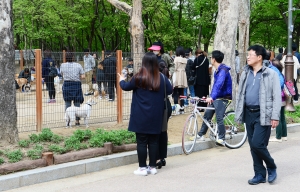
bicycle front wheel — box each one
[223,111,247,149]
[182,114,198,155]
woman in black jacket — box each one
[192,49,210,109]
[118,53,173,176]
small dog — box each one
[16,78,28,92]
[65,98,97,128]
[172,104,182,115]
[54,76,61,93]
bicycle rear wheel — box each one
[182,114,198,155]
[223,111,247,149]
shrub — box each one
[18,140,31,148]
[48,144,68,154]
[0,150,3,156]
[27,144,44,160]
[64,136,82,150]
[73,129,92,142]
[29,134,40,143]
[5,149,23,163]
[39,128,54,142]
[51,134,63,143]
[0,158,4,165]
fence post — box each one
[63,50,66,63]
[35,49,42,132]
[101,50,105,61]
[116,50,123,124]
[20,50,24,71]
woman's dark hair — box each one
[235,50,239,56]
[175,46,185,57]
[211,50,224,63]
[247,45,266,59]
[66,52,74,62]
[44,49,51,58]
[195,49,208,57]
[159,60,170,78]
[152,41,165,54]
[272,59,283,72]
[134,52,160,91]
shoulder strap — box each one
[161,73,167,109]
[195,57,207,69]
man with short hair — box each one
[193,50,232,146]
[18,67,31,92]
[275,47,283,60]
[235,45,281,185]
[83,48,95,96]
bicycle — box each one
[181,96,247,155]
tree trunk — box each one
[0,0,19,144]
[107,0,144,73]
[238,0,250,70]
[213,0,239,110]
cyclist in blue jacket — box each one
[193,50,232,146]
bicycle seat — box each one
[180,95,187,99]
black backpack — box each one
[49,66,58,77]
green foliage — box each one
[73,129,92,142]
[89,129,136,147]
[64,136,82,151]
[51,134,63,143]
[29,134,40,143]
[5,149,23,163]
[27,145,44,160]
[0,150,4,156]
[285,105,300,123]
[0,158,4,165]
[48,145,68,154]
[18,140,31,148]
[39,128,54,142]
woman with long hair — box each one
[192,49,210,110]
[118,52,173,176]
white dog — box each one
[54,76,61,93]
[65,98,97,128]
[172,104,182,115]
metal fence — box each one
[15,50,140,133]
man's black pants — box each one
[244,107,277,178]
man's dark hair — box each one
[272,59,283,72]
[211,50,224,63]
[24,68,29,73]
[66,52,74,62]
[265,49,271,60]
[278,47,283,53]
[247,45,266,60]
[185,49,190,57]
[84,48,89,53]
[175,46,185,57]
[235,50,239,56]
[105,50,111,57]
[292,43,298,52]
[128,58,133,62]
[44,49,51,58]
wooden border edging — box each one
[0,159,47,175]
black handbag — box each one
[162,74,168,132]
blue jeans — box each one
[184,85,195,105]
[198,99,228,140]
[65,101,81,121]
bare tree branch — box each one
[106,0,132,16]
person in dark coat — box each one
[192,49,210,110]
[96,62,108,99]
[102,51,117,101]
[118,52,173,176]
[42,50,56,103]
[156,60,172,169]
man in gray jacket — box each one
[235,45,281,185]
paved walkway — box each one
[8,131,300,192]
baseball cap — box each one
[148,45,161,51]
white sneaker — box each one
[216,139,225,146]
[147,166,157,175]
[190,134,205,141]
[282,137,287,141]
[293,100,298,103]
[133,167,148,176]
[269,137,282,143]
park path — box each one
[8,131,300,192]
